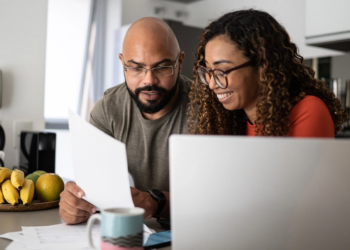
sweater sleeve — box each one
[288,96,334,138]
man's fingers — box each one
[61,189,96,214]
[130,187,137,195]
[65,181,85,198]
[59,208,89,225]
[59,199,91,217]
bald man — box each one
[59,17,192,224]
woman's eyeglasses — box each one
[195,61,253,89]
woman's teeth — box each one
[217,92,233,99]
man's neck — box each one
[142,85,180,120]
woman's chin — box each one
[222,102,238,111]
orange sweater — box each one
[246,96,334,138]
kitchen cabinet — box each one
[305,0,350,51]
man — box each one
[59,17,192,224]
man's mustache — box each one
[135,85,167,96]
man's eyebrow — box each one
[127,58,173,67]
[127,60,146,67]
[152,58,172,67]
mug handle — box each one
[87,214,101,250]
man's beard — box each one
[125,74,180,114]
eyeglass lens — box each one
[197,68,226,88]
[128,67,173,78]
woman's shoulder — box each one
[293,95,325,107]
[289,95,334,137]
[291,95,329,116]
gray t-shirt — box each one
[89,75,192,192]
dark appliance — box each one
[0,124,5,167]
[19,131,56,175]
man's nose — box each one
[143,69,159,84]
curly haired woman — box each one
[188,9,348,137]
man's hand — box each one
[131,187,158,219]
[59,181,97,225]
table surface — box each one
[0,207,170,250]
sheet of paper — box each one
[22,223,100,250]
[0,231,36,250]
[0,231,25,243]
[21,223,154,250]
[6,241,29,250]
[68,109,134,209]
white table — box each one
[0,207,170,249]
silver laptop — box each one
[169,135,350,250]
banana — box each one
[0,167,12,183]
[0,187,6,204]
[2,180,19,206]
[11,169,24,190]
[20,179,34,206]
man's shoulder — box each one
[178,74,192,98]
[91,82,129,120]
[179,74,192,89]
[103,82,128,99]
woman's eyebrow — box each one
[213,60,233,65]
[204,60,233,65]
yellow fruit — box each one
[35,173,64,202]
[0,187,5,204]
[2,180,19,206]
[0,167,11,183]
[11,169,24,190]
[20,179,35,206]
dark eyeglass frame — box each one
[195,60,253,89]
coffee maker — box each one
[19,131,56,175]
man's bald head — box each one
[123,17,180,59]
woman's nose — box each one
[208,75,218,90]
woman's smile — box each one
[216,91,233,102]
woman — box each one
[188,9,348,137]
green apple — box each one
[33,170,47,176]
[25,173,40,186]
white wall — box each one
[0,0,48,168]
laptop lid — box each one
[169,135,350,250]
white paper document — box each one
[22,223,100,250]
[68,110,134,209]
[1,224,154,250]
[0,223,154,250]
[0,231,30,250]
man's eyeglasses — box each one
[123,53,181,78]
[195,61,253,89]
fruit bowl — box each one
[0,199,59,212]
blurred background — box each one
[1,0,350,179]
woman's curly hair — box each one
[187,9,348,136]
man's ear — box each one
[119,53,123,64]
[178,51,185,74]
